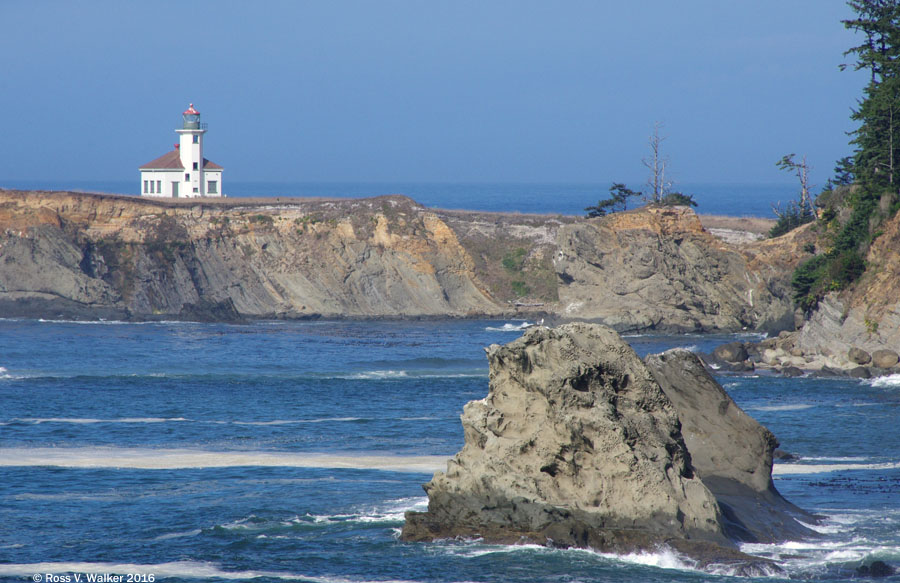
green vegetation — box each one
[770,154,815,237]
[588,124,698,218]
[585,183,640,217]
[502,248,528,272]
[788,1,900,311]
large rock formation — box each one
[554,206,795,333]
[403,323,811,567]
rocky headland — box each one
[0,189,799,331]
[402,323,814,573]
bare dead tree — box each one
[642,121,671,203]
[776,153,814,215]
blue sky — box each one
[0,1,864,187]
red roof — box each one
[139,150,223,170]
[139,150,183,170]
[183,103,199,115]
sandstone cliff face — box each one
[0,190,797,329]
[554,207,794,333]
[403,323,727,550]
[0,190,503,320]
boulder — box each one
[712,341,749,363]
[849,366,872,379]
[872,349,900,369]
[848,347,872,365]
[402,323,728,553]
[857,560,896,578]
[645,349,816,543]
[781,366,804,378]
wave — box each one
[0,561,423,582]
[9,417,189,424]
[773,460,900,475]
[0,447,448,472]
[335,369,485,380]
[748,404,815,412]
[866,373,900,388]
[484,322,533,332]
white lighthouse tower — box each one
[139,103,224,198]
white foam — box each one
[749,404,814,412]
[152,529,202,541]
[341,370,409,380]
[11,417,189,424]
[232,417,362,426]
[0,561,422,582]
[0,447,448,472]
[485,322,532,332]
[773,460,900,475]
[867,373,900,387]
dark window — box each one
[208,181,218,194]
[193,162,198,170]
[143,180,148,194]
[192,135,199,144]
[157,180,161,193]
[185,173,190,181]
[193,187,199,193]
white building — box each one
[139,104,224,198]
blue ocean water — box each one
[1,319,898,582]
[0,180,796,218]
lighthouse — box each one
[139,104,224,198]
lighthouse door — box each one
[172,182,180,198]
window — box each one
[208,181,218,194]
[143,180,148,194]
[193,187,199,193]
[149,180,155,194]
[192,135,199,144]
[193,162,198,170]
[157,180,162,194]
[185,173,190,181]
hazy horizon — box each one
[2,1,863,188]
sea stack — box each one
[402,323,811,567]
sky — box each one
[0,1,866,188]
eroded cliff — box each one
[0,189,797,329]
[0,190,502,320]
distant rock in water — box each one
[402,323,810,569]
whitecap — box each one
[0,447,448,472]
[484,322,532,332]
[867,373,900,388]
[10,417,189,425]
[152,529,202,541]
[749,404,815,412]
[340,370,409,380]
[0,561,423,582]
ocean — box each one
[1,319,898,582]
[0,180,798,218]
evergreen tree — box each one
[843,1,900,189]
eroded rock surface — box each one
[404,324,729,552]
[403,323,811,568]
[645,349,815,542]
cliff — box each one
[0,189,796,329]
[555,207,796,333]
[0,190,503,320]
[731,209,900,375]
[402,324,807,571]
